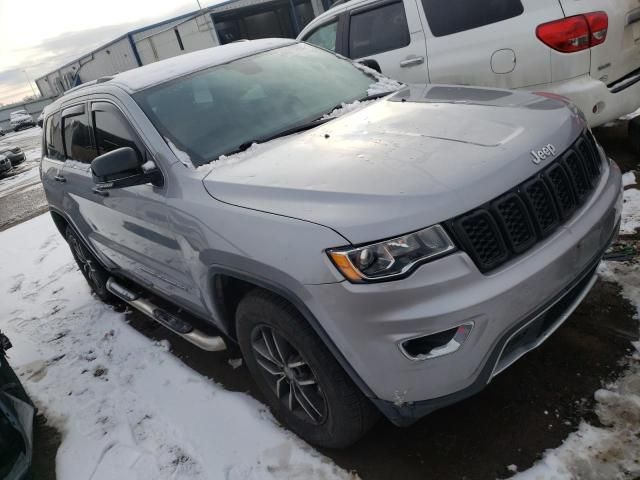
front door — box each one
[60,100,198,309]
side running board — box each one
[106,277,226,352]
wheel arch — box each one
[209,267,376,399]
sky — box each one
[0,0,209,105]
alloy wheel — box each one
[251,325,327,424]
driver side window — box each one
[303,20,338,52]
[92,102,142,159]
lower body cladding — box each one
[305,162,623,426]
[523,72,640,127]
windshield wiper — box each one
[232,117,333,154]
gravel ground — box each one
[0,121,638,480]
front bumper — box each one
[305,160,623,423]
[523,73,640,127]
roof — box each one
[109,38,295,92]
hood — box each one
[203,85,586,244]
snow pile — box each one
[623,171,636,187]
[0,215,355,480]
[166,139,193,169]
[511,184,640,480]
[353,62,404,97]
[621,184,640,235]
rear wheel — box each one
[236,289,379,448]
[65,227,115,304]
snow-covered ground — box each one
[0,215,353,480]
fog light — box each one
[400,323,474,361]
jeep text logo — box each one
[530,144,557,165]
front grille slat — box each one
[492,193,537,254]
[448,131,603,273]
[522,177,560,237]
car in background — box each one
[299,0,640,133]
[0,156,12,176]
[9,111,35,131]
[0,143,26,167]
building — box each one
[35,0,332,98]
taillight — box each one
[586,12,608,47]
[537,12,608,53]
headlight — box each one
[328,225,456,283]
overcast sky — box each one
[0,0,210,105]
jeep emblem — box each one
[531,144,557,165]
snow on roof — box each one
[110,38,295,92]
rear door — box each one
[345,0,429,84]
[41,112,66,209]
[559,0,640,86]
[418,0,565,89]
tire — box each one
[65,226,116,304]
[236,289,379,448]
[629,117,640,156]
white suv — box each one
[299,0,640,129]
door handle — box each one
[54,175,66,183]
[400,56,425,68]
[92,187,109,197]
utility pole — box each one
[195,0,203,9]
[22,69,37,98]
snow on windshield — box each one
[184,63,402,172]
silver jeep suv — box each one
[41,39,623,448]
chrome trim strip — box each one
[490,272,598,378]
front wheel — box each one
[66,226,116,304]
[236,290,379,448]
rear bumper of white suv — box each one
[524,73,640,127]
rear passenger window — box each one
[422,0,524,37]
[92,103,141,156]
[303,20,338,52]
[349,2,410,58]
[45,112,65,161]
[62,110,96,163]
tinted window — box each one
[45,112,65,161]
[93,104,141,156]
[63,111,96,163]
[422,0,524,37]
[304,20,338,52]
[134,43,378,167]
[349,2,410,58]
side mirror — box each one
[91,147,162,190]
[358,59,382,74]
[37,118,44,128]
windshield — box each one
[134,43,385,167]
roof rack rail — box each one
[64,79,98,95]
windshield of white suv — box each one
[134,43,387,168]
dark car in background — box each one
[0,143,26,167]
